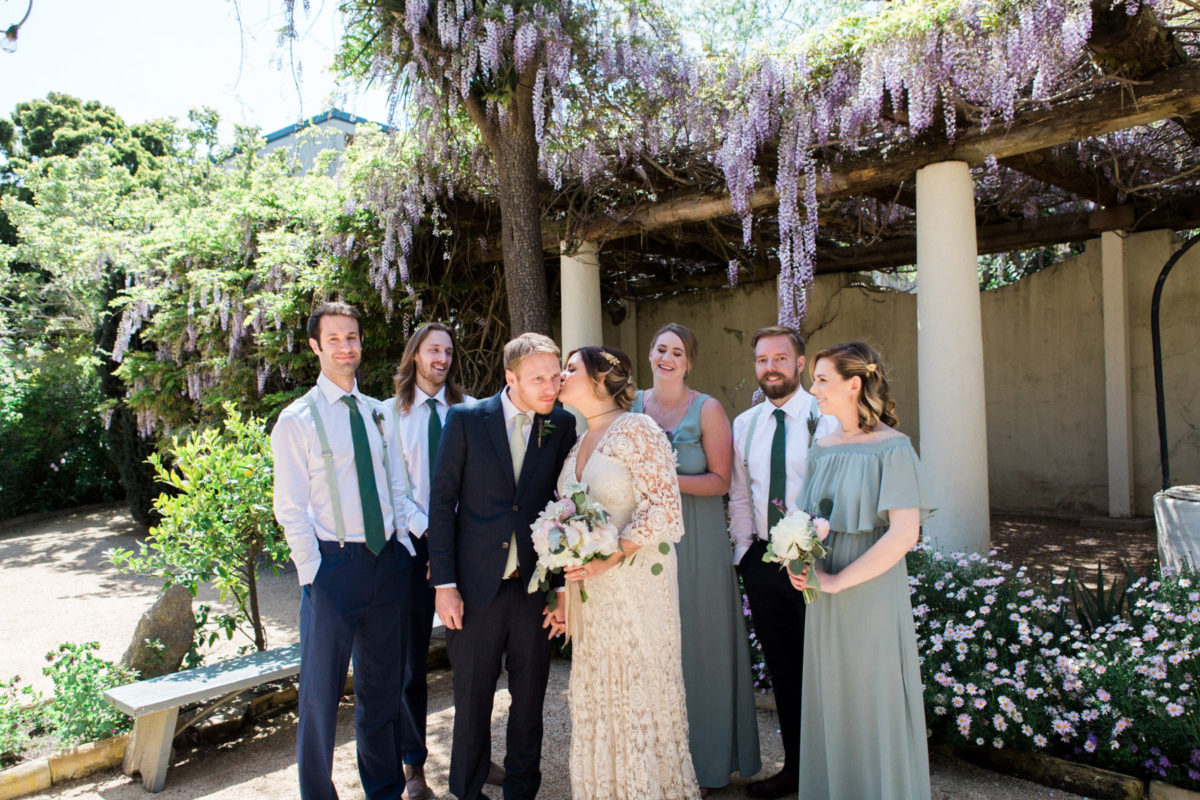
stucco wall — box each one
[606,229,1200,516]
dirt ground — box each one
[4,504,1127,799]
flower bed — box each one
[909,547,1199,790]
[742,547,1198,790]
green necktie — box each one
[426,397,442,485]
[341,395,386,555]
[767,408,787,532]
[504,413,528,579]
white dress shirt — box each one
[379,385,474,538]
[500,387,535,450]
[271,372,414,586]
[729,388,839,565]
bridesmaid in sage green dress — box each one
[793,341,931,800]
[634,323,761,794]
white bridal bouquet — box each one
[527,480,620,603]
[762,506,832,603]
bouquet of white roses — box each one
[762,506,831,603]
[527,480,620,603]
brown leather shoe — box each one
[745,768,798,799]
[486,759,505,787]
[404,763,433,800]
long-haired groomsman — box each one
[379,322,473,800]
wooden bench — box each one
[104,643,301,792]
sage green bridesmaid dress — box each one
[797,436,932,800]
[633,391,761,788]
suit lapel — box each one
[483,392,517,491]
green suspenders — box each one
[302,387,397,547]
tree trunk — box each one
[246,543,266,652]
[493,115,552,336]
[462,61,553,338]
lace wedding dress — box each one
[560,412,700,800]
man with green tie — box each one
[379,322,474,800]
[272,302,416,800]
[729,325,837,799]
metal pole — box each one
[1151,232,1200,491]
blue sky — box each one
[0,0,394,142]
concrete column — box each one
[560,240,602,356]
[1101,231,1134,517]
[916,161,991,554]
[617,299,639,385]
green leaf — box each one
[788,559,806,576]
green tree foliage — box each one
[109,404,290,653]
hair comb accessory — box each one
[601,351,621,368]
[865,363,877,375]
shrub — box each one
[0,348,119,520]
[0,677,39,765]
[908,547,1200,790]
[109,402,290,654]
[39,642,134,745]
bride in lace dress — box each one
[558,346,700,800]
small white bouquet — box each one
[762,506,831,603]
[527,480,620,603]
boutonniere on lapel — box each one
[806,411,819,445]
[537,417,556,448]
[371,408,386,436]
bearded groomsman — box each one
[378,322,473,800]
[729,325,837,799]
[272,302,416,800]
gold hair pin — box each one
[865,363,877,375]
[601,351,621,368]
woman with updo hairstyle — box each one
[556,345,700,800]
[790,341,932,800]
[633,323,760,794]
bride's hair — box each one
[809,341,898,432]
[568,346,637,410]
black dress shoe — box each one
[486,759,505,786]
[746,768,798,799]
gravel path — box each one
[6,506,1088,799]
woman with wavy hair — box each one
[557,345,700,800]
[792,341,932,800]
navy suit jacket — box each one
[427,390,577,612]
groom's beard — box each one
[759,370,800,400]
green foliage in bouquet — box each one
[109,403,289,654]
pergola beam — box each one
[558,63,1200,247]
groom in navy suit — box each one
[428,332,577,800]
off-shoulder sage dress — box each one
[560,412,700,800]
[797,436,931,800]
[632,390,761,787]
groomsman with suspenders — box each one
[271,302,416,800]
[378,322,474,800]
[729,325,837,799]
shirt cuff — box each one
[296,555,321,587]
[396,534,417,557]
[435,583,457,589]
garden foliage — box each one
[109,403,290,654]
[908,547,1199,789]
